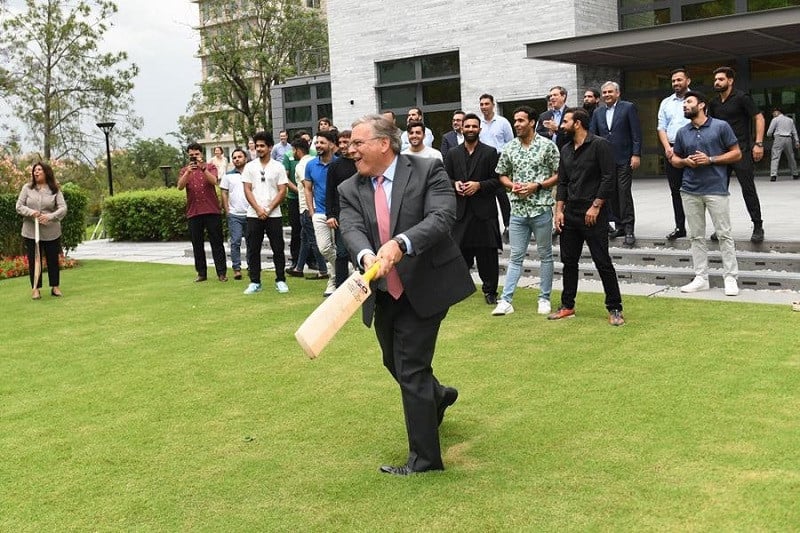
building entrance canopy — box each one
[525,7,800,69]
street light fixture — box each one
[159,165,172,187]
[96,121,116,196]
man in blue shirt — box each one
[671,91,742,297]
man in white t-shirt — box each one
[219,148,249,280]
[400,107,434,151]
[401,121,443,161]
[242,131,289,295]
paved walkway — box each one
[70,177,800,307]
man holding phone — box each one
[177,142,227,282]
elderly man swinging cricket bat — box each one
[335,114,475,476]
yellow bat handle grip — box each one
[362,262,381,283]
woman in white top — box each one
[210,146,228,173]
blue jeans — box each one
[501,212,553,303]
[227,213,247,271]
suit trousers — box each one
[188,213,226,278]
[461,246,498,297]
[246,216,285,284]
[726,149,762,224]
[770,136,798,177]
[374,290,449,472]
[665,158,686,232]
[611,163,635,233]
[559,204,622,312]
[25,236,61,288]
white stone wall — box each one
[327,0,600,127]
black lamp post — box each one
[159,165,172,187]
[96,122,116,196]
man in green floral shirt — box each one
[491,106,560,316]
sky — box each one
[3,0,201,148]
[106,1,200,143]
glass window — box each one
[379,85,417,109]
[316,82,331,99]
[378,60,416,84]
[422,79,460,106]
[621,8,670,29]
[286,106,312,124]
[284,85,311,103]
[421,53,460,78]
[681,0,735,21]
[317,104,333,120]
[748,0,800,10]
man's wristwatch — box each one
[754,141,764,147]
[391,236,407,254]
[709,156,716,165]
[591,202,602,209]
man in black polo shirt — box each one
[325,129,357,288]
[549,108,624,326]
[708,66,766,243]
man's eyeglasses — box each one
[348,137,380,149]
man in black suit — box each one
[338,114,476,476]
[536,85,571,151]
[439,110,465,159]
[444,112,502,304]
[589,81,642,246]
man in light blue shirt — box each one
[478,93,514,153]
[657,68,692,240]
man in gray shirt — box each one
[766,107,799,181]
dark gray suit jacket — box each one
[589,99,642,165]
[338,154,475,325]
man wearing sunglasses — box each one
[242,131,290,295]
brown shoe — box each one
[194,275,207,282]
[547,307,575,320]
[32,288,41,300]
[51,287,63,297]
[608,309,625,326]
[218,274,228,282]
[233,270,242,280]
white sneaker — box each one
[323,278,336,297]
[680,276,709,293]
[537,299,552,315]
[723,276,739,296]
[275,281,289,294]
[492,300,514,316]
[243,282,262,295]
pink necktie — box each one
[375,176,404,299]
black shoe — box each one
[437,387,459,426]
[608,228,625,239]
[770,175,777,182]
[286,269,304,278]
[793,174,799,180]
[709,232,718,242]
[666,228,686,240]
[379,464,416,476]
[624,234,636,246]
[194,275,208,282]
[484,293,497,305]
[751,225,764,243]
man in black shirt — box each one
[550,108,624,326]
[325,129,357,287]
[444,113,502,304]
[708,66,766,243]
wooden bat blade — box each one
[295,263,379,359]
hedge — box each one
[104,189,190,241]
[0,183,89,256]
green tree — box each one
[194,0,328,142]
[1,0,140,161]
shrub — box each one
[0,184,88,256]
[104,189,190,241]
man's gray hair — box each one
[352,114,401,154]
[601,80,620,92]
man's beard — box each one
[684,108,699,119]
[713,84,726,93]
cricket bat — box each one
[33,218,42,290]
[295,263,380,359]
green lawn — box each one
[2,261,799,531]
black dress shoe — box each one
[484,293,497,305]
[379,464,415,476]
[770,175,777,182]
[624,234,636,246]
[709,232,718,242]
[666,228,686,240]
[608,228,625,239]
[437,387,459,426]
[194,275,208,282]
